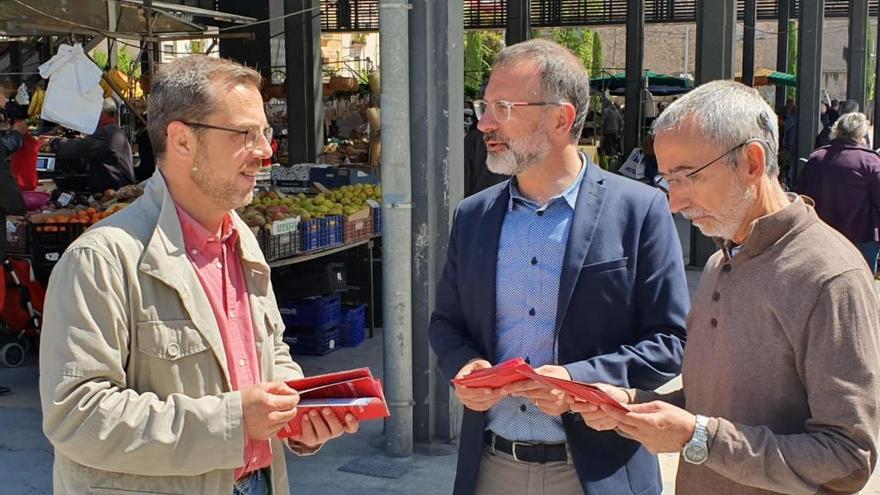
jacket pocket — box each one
[582,256,628,273]
[136,320,209,360]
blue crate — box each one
[278,295,341,331]
[340,304,366,347]
[284,326,339,356]
[372,207,382,235]
[324,216,343,246]
[300,219,322,251]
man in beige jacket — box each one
[572,80,880,494]
[39,56,357,495]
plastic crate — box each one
[343,214,373,243]
[340,304,366,347]
[27,223,85,263]
[300,219,323,252]
[274,262,346,298]
[262,228,302,261]
[372,207,382,235]
[284,326,339,356]
[278,294,342,331]
[324,216,343,247]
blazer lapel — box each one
[555,163,607,332]
[476,186,510,361]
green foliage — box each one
[117,49,141,79]
[464,31,503,98]
[548,28,593,71]
[591,31,604,78]
[867,24,876,103]
[188,40,204,54]
[91,49,109,69]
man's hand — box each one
[453,359,505,412]
[241,382,300,440]
[599,400,696,454]
[502,365,571,416]
[568,383,631,431]
[290,409,359,449]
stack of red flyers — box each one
[452,358,628,411]
[278,368,390,438]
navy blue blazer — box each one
[429,161,690,495]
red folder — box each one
[278,368,390,438]
[450,357,628,411]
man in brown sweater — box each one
[571,80,880,494]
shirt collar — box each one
[175,204,238,254]
[507,153,587,211]
[722,193,817,264]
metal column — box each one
[379,0,414,458]
[408,0,463,446]
[847,0,869,108]
[742,0,757,87]
[795,0,824,174]
[506,0,531,46]
[775,0,792,114]
[623,0,643,156]
[284,0,323,163]
[218,0,273,78]
[691,0,736,267]
[695,0,736,83]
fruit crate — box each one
[278,294,341,331]
[343,212,373,243]
[27,222,88,283]
[283,326,339,356]
[340,303,366,347]
[300,216,344,252]
[262,228,302,261]
[372,207,382,235]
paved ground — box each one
[2,216,880,493]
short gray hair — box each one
[101,98,118,117]
[147,55,262,162]
[831,112,869,142]
[652,80,780,177]
[492,39,590,142]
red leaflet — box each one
[278,368,390,438]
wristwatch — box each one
[681,414,710,465]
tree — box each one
[547,28,593,71]
[867,24,876,103]
[787,20,797,100]
[591,31,604,78]
[117,49,141,79]
[463,30,503,98]
[188,40,204,54]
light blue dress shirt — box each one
[486,159,585,443]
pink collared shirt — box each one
[175,205,272,480]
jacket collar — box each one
[723,194,818,265]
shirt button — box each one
[239,358,246,367]
[710,318,718,328]
[536,210,544,217]
[721,264,732,272]
[520,404,527,412]
[216,262,222,269]
[531,257,538,265]
[166,343,179,358]
[190,249,197,255]
[528,308,536,316]
[251,456,258,463]
[712,292,720,302]
[230,310,236,317]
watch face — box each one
[683,443,709,464]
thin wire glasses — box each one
[181,121,273,151]
[657,139,761,192]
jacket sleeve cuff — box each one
[704,417,722,466]
[226,391,247,468]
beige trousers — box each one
[473,447,584,495]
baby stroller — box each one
[0,257,45,367]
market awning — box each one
[590,71,693,92]
[0,0,256,37]
[735,67,797,87]
[591,71,694,96]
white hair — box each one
[831,112,869,142]
[652,80,779,177]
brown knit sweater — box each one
[669,197,880,494]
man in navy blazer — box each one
[429,40,689,495]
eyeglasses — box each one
[658,139,760,192]
[181,121,273,151]
[473,99,570,122]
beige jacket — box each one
[39,171,303,495]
